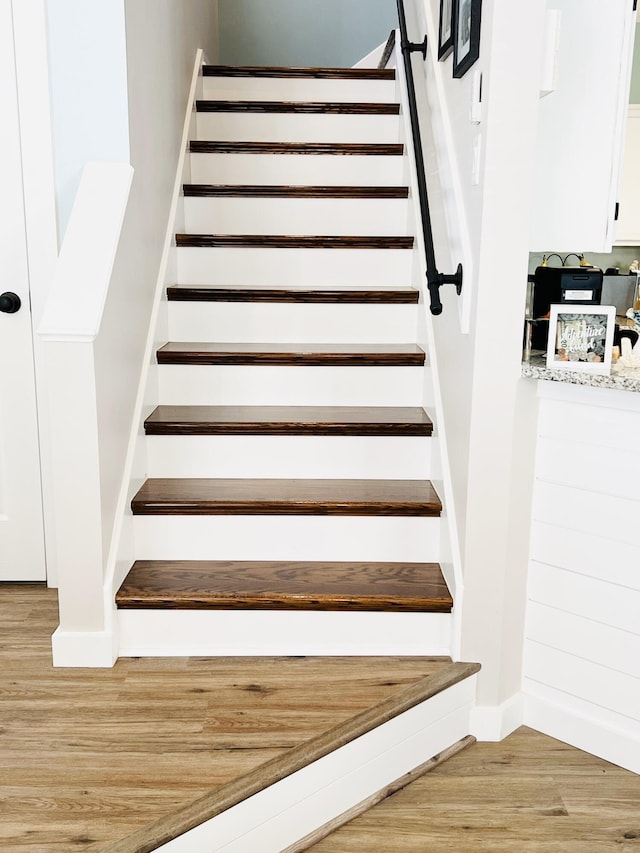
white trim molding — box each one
[470,693,524,742]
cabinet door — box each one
[530,0,636,253]
[615,106,640,245]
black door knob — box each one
[0,292,21,314]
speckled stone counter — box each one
[522,355,640,392]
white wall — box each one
[218,0,397,67]
[407,0,545,725]
[46,0,130,240]
[524,382,640,774]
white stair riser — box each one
[189,152,405,186]
[117,610,452,658]
[167,303,418,343]
[177,247,413,287]
[145,435,432,479]
[202,77,398,103]
[183,197,409,236]
[196,113,401,143]
[157,365,424,406]
[133,515,440,562]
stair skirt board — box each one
[102,670,478,853]
[167,303,418,344]
[176,247,413,287]
[117,610,452,657]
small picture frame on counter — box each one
[546,305,616,374]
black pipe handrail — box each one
[394,1,463,316]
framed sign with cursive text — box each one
[546,305,615,374]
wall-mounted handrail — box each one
[394,1,463,316]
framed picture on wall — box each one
[546,305,616,374]
[453,0,482,78]
[438,0,454,60]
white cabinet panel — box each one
[615,106,640,244]
[530,0,636,252]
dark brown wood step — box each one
[130,478,442,516]
[183,184,408,198]
[175,235,414,249]
[196,100,400,115]
[144,405,433,436]
[116,561,452,612]
[156,342,425,366]
[203,65,395,80]
[189,142,404,156]
[166,284,419,303]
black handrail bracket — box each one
[395,1,463,316]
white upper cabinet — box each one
[529,0,636,253]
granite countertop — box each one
[522,355,640,392]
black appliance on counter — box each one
[527,256,604,353]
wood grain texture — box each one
[144,405,433,436]
[115,561,453,612]
[203,66,396,80]
[156,342,425,366]
[166,285,419,303]
[195,100,400,114]
[174,234,414,249]
[379,30,397,70]
[100,662,479,853]
[130,478,442,517]
[309,726,640,852]
[183,184,409,198]
[0,584,452,853]
[189,142,404,156]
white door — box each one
[0,0,47,580]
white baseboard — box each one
[470,692,524,742]
[51,626,118,668]
[524,692,640,775]
[154,676,477,852]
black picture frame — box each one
[438,0,454,60]
[453,0,481,78]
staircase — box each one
[115,62,457,658]
[106,59,478,853]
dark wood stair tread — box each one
[203,66,395,80]
[131,478,442,516]
[183,184,408,198]
[116,560,452,612]
[144,405,433,436]
[156,342,425,366]
[166,284,419,303]
[175,235,414,249]
[196,100,400,115]
[189,142,404,156]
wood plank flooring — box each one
[0,584,449,853]
[308,726,640,852]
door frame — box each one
[10,0,60,584]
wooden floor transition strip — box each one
[115,560,453,612]
[285,736,476,853]
[203,66,396,80]
[130,478,442,517]
[156,342,425,366]
[189,142,404,156]
[99,662,479,853]
[144,405,433,435]
[183,184,408,198]
[165,284,419,303]
[196,100,400,115]
[175,234,414,249]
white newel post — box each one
[38,162,134,667]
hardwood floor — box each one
[0,584,446,852]
[309,726,640,852]
[3,584,638,852]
